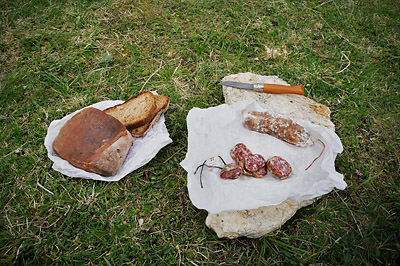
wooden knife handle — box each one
[263,84,304,95]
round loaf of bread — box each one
[52,107,133,176]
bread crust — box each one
[129,95,170,137]
[52,107,133,176]
[104,91,157,129]
[86,130,133,176]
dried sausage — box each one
[242,110,314,147]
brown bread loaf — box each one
[52,107,133,176]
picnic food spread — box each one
[51,92,170,176]
[48,71,345,224]
[179,73,347,237]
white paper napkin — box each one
[44,98,172,182]
[180,100,346,213]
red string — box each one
[305,139,325,170]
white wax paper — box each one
[180,100,346,214]
[45,98,172,182]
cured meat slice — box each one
[242,167,254,177]
[242,110,314,147]
[243,153,266,172]
[220,164,243,180]
[230,143,251,166]
[266,156,292,179]
[243,165,268,178]
[253,166,268,178]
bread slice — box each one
[104,91,156,129]
[129,95,170,137]
[52,107,133,176]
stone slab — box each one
[205,72,335,238]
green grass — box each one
[1,0,399,264]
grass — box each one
[1,0,399,264]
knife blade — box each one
[218,81,304,95]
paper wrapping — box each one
[44,98,172,182]
[180,100,346,214]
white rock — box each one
[222,72,335,130]
[206,72,335,238]
[206,199,315,239]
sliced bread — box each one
[129,95,170,137]
[104,91,156,129]
[52,107,133,176]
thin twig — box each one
[5,212,14,234]
[337,51,351,74]
[241,19,251,38]
[139,60,164,93]
[162,146,185,164]
[3,142,28,158]
[303,4,362,50]
[315,0,334,8]
[37,182,55,195]
[172,61,181,76]
[319,77,335,87]
[336,191,363,237]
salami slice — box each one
[220,164,243,180]
[253,166,268,178]
[243,165,268,178]
[230,143,251,166]
[266,156,292,179]
[243,153,266,172]
[242,167,254,177]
